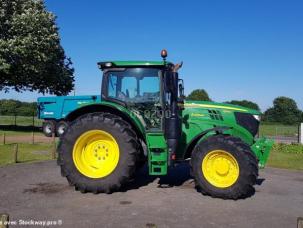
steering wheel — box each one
[117,91,127,100]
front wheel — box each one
[191,135,258,199]
[57,113,140,193]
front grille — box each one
[235,112,259,137]
[208,110,223,121]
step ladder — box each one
[146,132,168,175]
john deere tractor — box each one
[58,50,273,199]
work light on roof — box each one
[105,62,112,67]
[161,49,167,60]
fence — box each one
[0,114,42,127]
[0,139,57,166]
[0,114,57,167]
[259,124,299,144]
[0,114,50,144]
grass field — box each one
[0,115,43,136]
[267,144,303,170]
[0,115,42,126]
[0,130,44,136]
[268,152,303,170]
[0,143,55,167]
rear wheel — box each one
[58,112,139,193]
[191,135,258,199]
[42,120,56,137]
[56,120,69,137]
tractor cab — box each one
[98,51,184,174]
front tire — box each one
[191,135,258,199]
[57,112,140,193]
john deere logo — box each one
[191,113,205,117]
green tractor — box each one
[58,50,273,199]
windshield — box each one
[107,68,161,104]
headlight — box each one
[253,115,261,121]
[235,112,260,137]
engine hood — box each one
[184,100,261,115]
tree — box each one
[225,100,260,111]
[187,89,211,101]
[0,0,74,95]
[263,97,302,125]
[0,99,37,116]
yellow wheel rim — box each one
[72,130,119,178]
[202,150,239,188]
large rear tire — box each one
[57,112,140,193]
[191,135,258,199]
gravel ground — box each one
[0,161,302,228]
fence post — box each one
[14,114,17,128]
[2,133,5,145]
[32,112,35,127]
[299,123,303,144]
[32,131,34,144]
[13,144,18,163]
[52,133,56,159]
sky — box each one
[1,0,302,111]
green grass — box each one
[0,130,44,136]
[0,115,43,136]
[0,143,55,167]
[0,115,42,126]
[0,130,45,136]
[267,143,303,170]
[259,123,298,137]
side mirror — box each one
[178,79,185,98]
[164,71,177,94]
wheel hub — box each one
[73,130,119,178]
[202,150,239,188]
[214,158,230,175]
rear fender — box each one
[65,102,146,141]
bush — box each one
[0,99,36,116]
[272,143,303,154]
[263,97,302,125]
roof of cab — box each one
[97,61,172,70]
